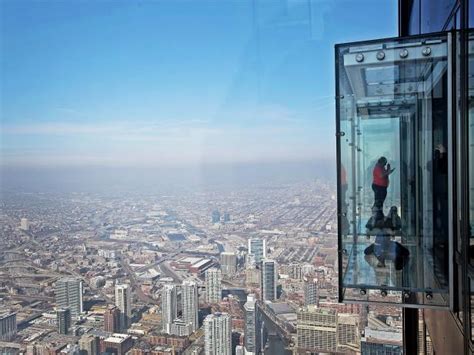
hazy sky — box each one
[1,0,397,168]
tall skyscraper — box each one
[115,284,132,331]
[211,210,221,223]
[223,212,231,222]
[297,306,337,353]
[204,312,232,355]
[56,308,71,335]
[243,294,256,354]
[205,268,222,304]
[260,259,277,301]
[161,284,177,334]
[248,238,266,265]
[104,305,120,333]
[55,277,83,319]
[181,281,199,333]
[79,334,98,355]
[220,252,237,276]
[303,276,318,306]
[0,312,16,341]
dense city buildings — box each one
[204,312,232,355]
[0,177,345,353]
[55,277,83,319]
[205,268,222,304]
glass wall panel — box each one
[469,30,474,266]
[468,28,474,352]
[421,0,457,33]
[409,0,421,35]
[336,33,451,307]
[470,0,474,29]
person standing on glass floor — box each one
[372,156,395,210]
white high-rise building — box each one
[205,268,222,304]
[55,277,83,319]
[182,281,199,333]
[303,277,319,306]
[204,312,232,355]
[115,284,132,331]
[243,294,256,355]
[260,259,277,301]
[20,218,29,231]
[248,238,266,265]
[220,252,237,276]
[161,284,177,334]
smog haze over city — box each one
[0,1,401,354]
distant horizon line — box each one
[0,156,336,170]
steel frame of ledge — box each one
[335,30,458,310]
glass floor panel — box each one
[342,241,448,294]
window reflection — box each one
[409,0,421,35]
[421,0,457,33]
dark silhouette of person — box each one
[340,164,350,236]
[385,206,402,231]
[431,143,449,284]
[372,157,395,210]
[365,206,383,231]
[365,206,409,269]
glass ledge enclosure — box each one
[336,32,453,308]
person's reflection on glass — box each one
[364,209,387,266]
[386,206,402,232]
[365,206,382,231]
[372,157,395,210]
[364,206,409,269]
[431,143,449,281]
[340,164,350,236]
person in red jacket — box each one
[372,156,395,210]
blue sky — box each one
[1,0,397,168]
